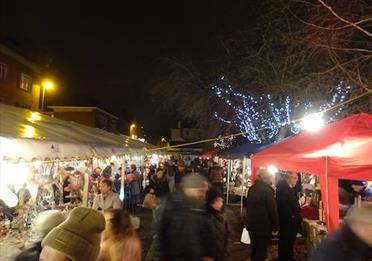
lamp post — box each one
[41,80,54,111]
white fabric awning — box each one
[0,103,157,161]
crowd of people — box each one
[8,158,372,261]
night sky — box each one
[0,0,259,140]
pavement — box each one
[135,203,309,261]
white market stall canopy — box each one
[0,103,157,161]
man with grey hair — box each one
[310,202,372,260]
[276,172,301,261]
[246,168,278,261]
[153,173,211,261]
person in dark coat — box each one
[246,168,279,261]
[150,168,169,199]
[276,172,301,261]
[310,202,372,261]
[153,174,211,261]
[204,189,229,261]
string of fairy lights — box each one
[212,76,352,143]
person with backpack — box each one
[209,161,225,195]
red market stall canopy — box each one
[200,149,219,159]
[251,113,372,231]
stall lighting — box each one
[301,113,324,132]
[267,165,278,175]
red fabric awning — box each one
[251,113,372,231]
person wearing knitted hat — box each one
[40,207,105,261]
[14,210,66,261]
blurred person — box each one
[40,207,105,261]
[310,202,372,261]
[204,189,229,261]
[276,172,301,261]
[93,179,122,211]
[246,168,278,261]
[14,210,66,261]
[98,209,141,261]
[352,181,372,201]
[150,168,169,199]
[128,164,142,214]
[209,161,225,195]
[164,159,177,192]
[153,173,211,261]
[102,162,115,179]
[175,160,186,190]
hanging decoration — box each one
[212,77,351,143]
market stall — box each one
[217,142,268,212]
[0,103,159,241]
[251,113,372,232]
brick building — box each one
[0,43,44,111]
[49,106,119,133]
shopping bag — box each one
[240,228,251,245]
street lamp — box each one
[130,123,137,139]
[41,79,55,111]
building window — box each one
[0,62,7,81]
[19,73,33,92]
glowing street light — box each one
[301,112,324,132]
[130,123,137,139]
[41,79,55,111]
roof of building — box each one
[48,106,119,119]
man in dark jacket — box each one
[310,202,372,261]
[276,172,301,261]
[153,174,211,261]
[246,168,279,261]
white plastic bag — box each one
[240,228,251,245]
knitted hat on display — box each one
[42,207,105,261]
[33,210,66,238]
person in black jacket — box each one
[153,173,211,261]
[204,189,229,261]
[310,202,372,261]
[246,168,279,261]
[276,172,301,261]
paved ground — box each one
[135,203,309,261]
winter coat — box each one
[209,166,225,183]
[153,191,211,261]
[129,171,142,195]
[310,224,372,261]
[245,180,279,236]
[276,180,301,232]
[204,205,229,261]
[150,175,169,198]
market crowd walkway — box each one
[136,205,308,261]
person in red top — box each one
[209,161,225,195]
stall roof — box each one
[0,103,157,161]
[217,142,270,159]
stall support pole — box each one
[226,160,231,205]
[120,160,125,209]
[82,172,89,207]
